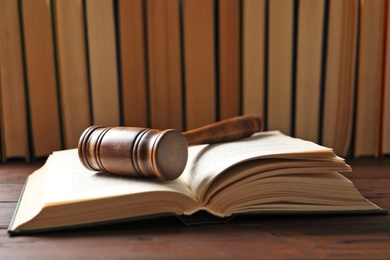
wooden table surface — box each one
[1,157,390,259]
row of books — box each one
[0,0,389,162]
[261,0,390,158]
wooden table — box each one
[1,157,390,259]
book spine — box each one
[146,0,184,131]
[117,0,149,128]
[267,0,295,135]
[242,0,266,120]
[53,0,92,149]
[354,0,385,157]
[183,0,217,130]
[21,0,62,158]
[85,0,120,126]
[294,0,326,143]
[0,0,30,160]
[217,0,241,120]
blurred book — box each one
[53,0,92,149]
[183,0,216,130]
[0,0,29,161]
[322,0,359,157]
[85,0,120,126]
[146,0,184,130]
[354,0,385,157]
[21,0,62,158]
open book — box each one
[8,131,386,234]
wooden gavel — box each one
[78,115,262,180]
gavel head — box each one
[78,126,188,180]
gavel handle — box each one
[182,115,263,146]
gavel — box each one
[78,115,262,180]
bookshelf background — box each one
[0,0,389,162]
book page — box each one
[11,149,200,232]
[201,158,350,204]
[9,161,48,230]
[182,131,336,200]
[44,149,196,205]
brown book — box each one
[85,0,120,126]
[20,0,62,158]
[0,98,2,162]
[382,0,390,155]
[354,0,385,157]
[183,0,216,130]
[8,131,386,234]
[218,0,241,120]
[146,0,183,131]
[117,0,148,128]
[294,0,325,143]
[0,0,29,161]
[267,0,294,135]
[242,0,266,119]
[322,0,359,157]
[52,0,92,149]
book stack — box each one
[1,0,390,162]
